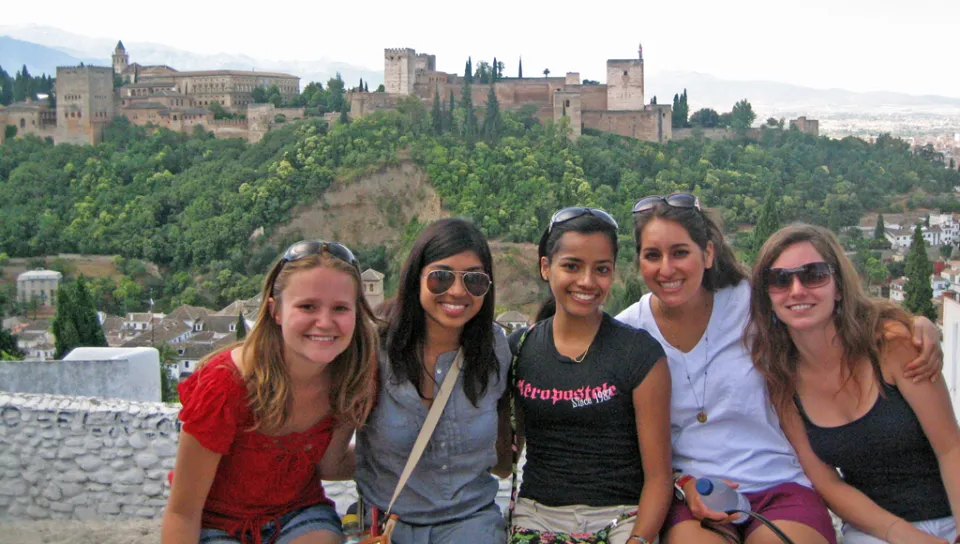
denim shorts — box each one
[199,503,343,543]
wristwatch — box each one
[674,473,695,501]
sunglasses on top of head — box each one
[548,207,619,233]
[279,240,360,270]
[632,193,701,215]
[764,262,835,292]
[423,269,492,298]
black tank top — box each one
[796,382,949,521]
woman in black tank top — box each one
[747,225,960,544]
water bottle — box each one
[695,478,751,524]
[342,501,363,543]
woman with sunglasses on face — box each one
[748,224,960,544]
[507,207,672,544]
[354,218,512,544]
[162,241,378,544]
[616,195,943,544]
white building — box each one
[889,278,906,302]
[885,228,914,250]
[933,275,950,299]
[16,269,63,307]
[942,296,960,416]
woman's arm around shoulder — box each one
[883,322,960,527]
[628,357,672,543]
[317,425,357,481]
[161,432,223,544]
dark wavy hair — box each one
[382,218,499,406]
[535,213,620,322]
[633,201,746,291]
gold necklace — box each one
[572,344,590,363]
[657,295,713,423]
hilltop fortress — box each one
[0,41,304,145]
[352,45,673,142]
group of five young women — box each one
[162,193,957,544]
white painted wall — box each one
[1,347,161,402]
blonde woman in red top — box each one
[162,241,379,544]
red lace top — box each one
[175,350,336,544]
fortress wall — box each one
[582,109,665,143]
[578,85,608,111]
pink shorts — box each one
[663,482,836,544]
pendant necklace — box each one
[682,335,710,424]
[659,296,712,424]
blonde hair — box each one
[196,252,378,432]
[747,224,912,413]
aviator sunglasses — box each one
[280,240,360,270]
[632,193,701,214]
[548,207,619,232]
[424,269,492,297]
[764,262,835,292]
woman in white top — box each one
[616,193,942,544]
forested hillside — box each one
[1,103,957,314]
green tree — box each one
[543,68,550,77]
[689,108,720,128]
[941,245,954,260]
[874,213,886,240]
[482,83,501,142]
[251,86,267,103]
[431,88,443,135]
[903,224,936,320]
[474,61,492,84]
[751,186,781,257]
[52,276,107,359]
[0,327,24,360]
[339,101,349,124]
[518,57,523,78]
[0,66,13,105]
[447,90,455,133]
[460,72,477,141]
[235,312,247,341]
[671,89,689,128]
[730,99,756,131]
[465,57,473,83]
[156,343,180,402]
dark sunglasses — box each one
[764,262,835,292]
[424,269,492,297]
[632,193,701,214]
[281,240,360,270]
[548,207,619,233]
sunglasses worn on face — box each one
[765,262,835,292]
[424,269,492,297]
[549,207,619,233]
[632,193,701,214]
[281,240,360,270]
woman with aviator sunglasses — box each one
[616,195,943,544]
[506,206,672,544]
[163,240,379,544]
[354,218,513,544]
[748,224,960,544]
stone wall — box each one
[582,106,670,143]
[672,127,733,141]
[0,392,515,522]
[605,59,644,111]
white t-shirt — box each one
[616,280,809,493]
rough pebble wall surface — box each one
[0,393,517,522]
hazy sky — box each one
[4,0,958,96]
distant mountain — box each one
[0,25,382,88]
[0,36,100,76]
[647,71,960,118]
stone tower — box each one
[606,45,644,111]
[112,41,129,75]
[384,48,416,95]
[55,66,116,145]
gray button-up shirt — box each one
[355,326,512,525]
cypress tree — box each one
[466,57,473,83]
[752,186,780,256]
[359,78,364,91]
[874,213,886,240]
[431,87,443,135]
[461,74,476,141]
[492,57,498,83]
[447,90,455,133]
[339,102,349,124]
[235,313,247,341]
[52,276,106,359]
[903,224,936,320]
[518,57,523,79]
[483,83,501,142]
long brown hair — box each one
[747,224,912,412]
[196,252,378,432]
